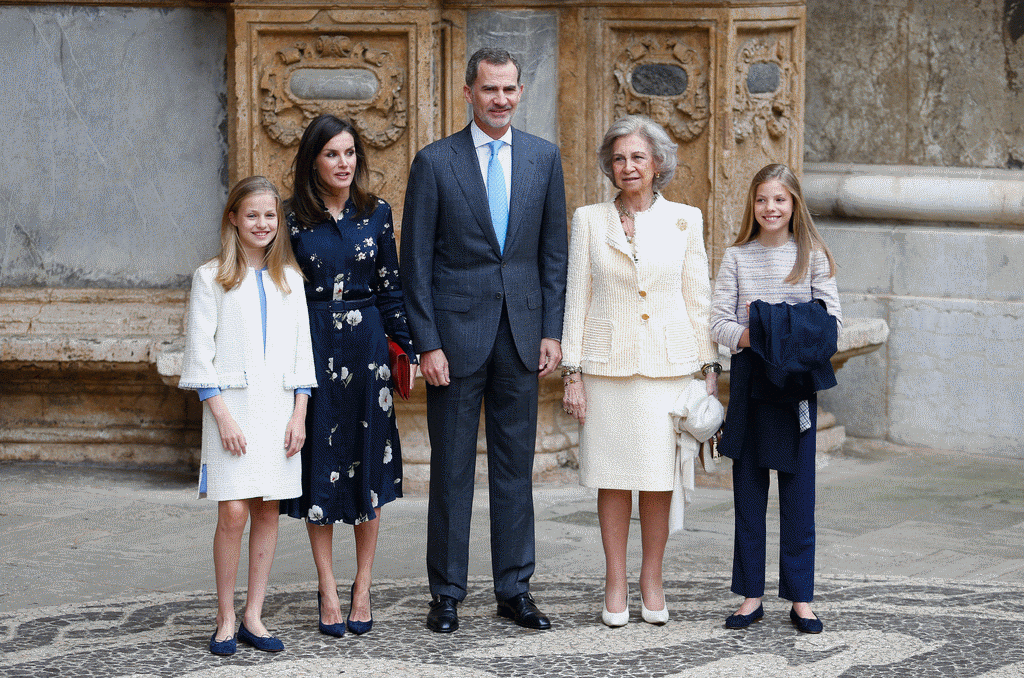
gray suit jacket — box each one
[400,125,568,378]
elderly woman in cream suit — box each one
[561,115,719,627]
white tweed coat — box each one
[561,198,718,377]
[179,261,317,501]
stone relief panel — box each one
[612,35,710,143]
[605,27,712,212]
[733,36,796,153]
[237,17,421,225]
[260,34,407,151]
[717,28,802,254]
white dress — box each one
[179,262,317,502]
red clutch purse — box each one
[388,338,411,400]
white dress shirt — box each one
[470,121,512,214]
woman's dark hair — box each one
[290,114,376,228]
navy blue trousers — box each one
[731,406,816,602]
[425,307,538,602]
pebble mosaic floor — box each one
[3,574,1022,677]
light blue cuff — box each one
[197,387,221,401]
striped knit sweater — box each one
[710,238,842,352]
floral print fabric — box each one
[280,199,415,525]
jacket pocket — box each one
[526,290,542,310]
[582,317,614,363]
[664,321,697,364]
[432,293,473,312]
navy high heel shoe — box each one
[346,583,373,635]
[318,591,346,637]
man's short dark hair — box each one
[465,47,521,87]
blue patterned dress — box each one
[280,198,416,525]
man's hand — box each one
[420,349,450,386]
[538,338,562,378]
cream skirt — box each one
[577,374,692,491]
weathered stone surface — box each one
[805,0,1024,169]
[0,5,228,288]
[467,9,559,144]
[817,219,1024,455]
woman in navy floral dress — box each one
[280,115,416,637]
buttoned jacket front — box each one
[561,198,717,377]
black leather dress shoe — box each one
[426,595,459,633]
[497,592,551,630]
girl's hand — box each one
[217,415,247,456]
[562,377,587,425]
[206,395,246,455]
[285,392,310,457]
[705,370,719,397]
[736,301,752,348]
[284,415,305,457]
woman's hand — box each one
[562,376,587,425]
[408,363,418,393]
[705,370,719,398]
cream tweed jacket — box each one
[561,198,717,377]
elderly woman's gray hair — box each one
[598,115,678,192]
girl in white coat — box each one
[179,176,317,655]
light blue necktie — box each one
[486,140,508,253]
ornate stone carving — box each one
[733,37,795,149]
[613,36,710,142]
[260,35,407,149]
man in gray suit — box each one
[400,47,568,633]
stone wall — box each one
[805,0,1023,169]
[0,4,228,288]
[804,1,1024,457]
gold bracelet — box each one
[563,377,580,385]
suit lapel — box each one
[449,126,502,256]
[507,129,536,254]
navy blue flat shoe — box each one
[346,583,373,635]
[237,622,284,652]
[790,607,823,634]
[318,591,346,637]
[725,603,764,629]
[208,631,236,655]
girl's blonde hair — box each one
[732,163,836,283]
[215,176,302,293]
